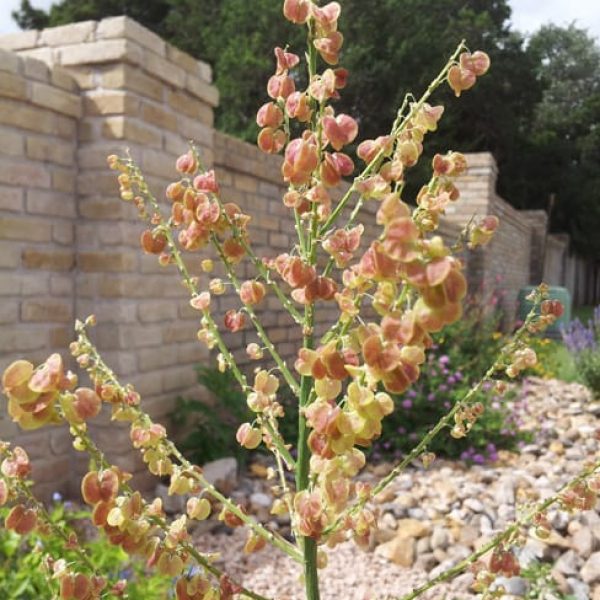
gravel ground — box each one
[190,378,600,600]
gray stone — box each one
[496,477,516,504]
[567,578,590,600]
[494,576,528,596]
[154,483,187,514]
[415,536,431,554]
[463,498,485,513]
[430,527,450,550]
[572,527,594,559]
[581,552,600,584]
[554,550,579,575]
[202,457,238,493]
[249,492,272,509]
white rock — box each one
[202,457,238,492]
[430,527,450,550]
[581,552,600,584]
[554,550,580,575]
[572,527,594,559]
[463,498,485,513]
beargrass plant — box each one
[1,2,599,599]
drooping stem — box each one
[67,423,275,600]
[73,322,302,563]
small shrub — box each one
[0,500,170,599]
[172,365,300,463]
[171,366,250,464]
[375,346,528,463]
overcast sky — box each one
[0,0,599,40]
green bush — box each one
[171,366,250,464]
[171,365,300,464]
[0,500,170,599]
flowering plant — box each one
[1,2,598,600]
[562,306,600,395]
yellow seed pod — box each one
[201,259,214,273]
[187,497,211,521]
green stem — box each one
[211,234,301,397]
[293,19,322,600]
[318,40,466,238]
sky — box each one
[0,0,599,39]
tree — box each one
[520,25,600,256]
[13,0,171,37]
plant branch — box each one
[397,458,600,600]
[318,40,466,238]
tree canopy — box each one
[12,0,600,257]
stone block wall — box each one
[0,47,80,498]
[0,18,595,498]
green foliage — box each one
[575,350,600,397]
[521,561,575,599]
[171,365,251,464]
[0,502,170,599]
[171,365,300,463]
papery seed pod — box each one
[243,532,267,554]
[541,299,564,318]
[175,151,197,175]
[283,0,310,24]
[5,504,37,534]
[140,230,168,255]
[236,423,262,449]
[239,280,266,306]
[246,343,263,360]
[187,497,211,520]
[224,310,246,333]
[201,259,214,273]
[219,506,245,528]
[190,292,211,311]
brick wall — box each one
[0,18,593,498]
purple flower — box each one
[439,384,448,393]
[439,355,450,365]
[427,392,436,402]
[472,453,485,464]
[407,389,417,399]
[447,376,456,385]
[402,399,413,409]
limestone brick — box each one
[0,30,39,51]
[96,16,167,56]
[40,21,96,47]
[0,71,28,100]
[26,136,74,166]
[58,39,144,67]
[101,64,163,101]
